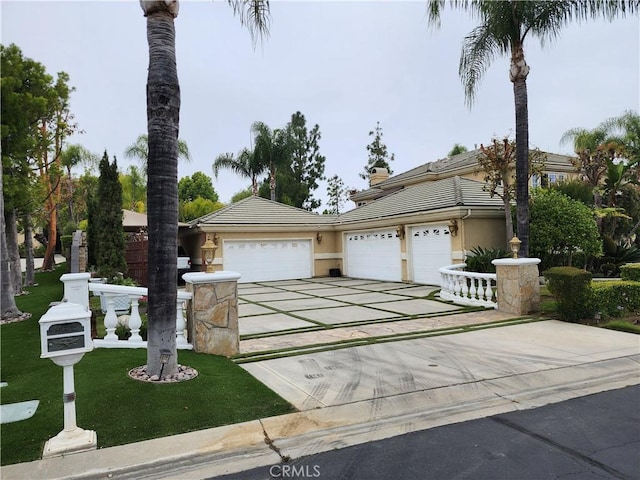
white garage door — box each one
[345,229,402,281]
[223,240,312,283]
[409,224,452,285]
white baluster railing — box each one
[439,263,497,308]
[88,283,193,349]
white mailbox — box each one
[39,301,93,360]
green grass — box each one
[601,320,640,334]
[0,265,295,466]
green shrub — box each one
[60,235,73,251]
[543,267,594,322]
[601,320,640,334]
[620,263,640,282]
[465,246,510,274]
[591,281,640,319]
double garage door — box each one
[345,224,451,285]
[223,240,312,283]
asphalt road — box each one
[215,385,640,480]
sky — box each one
[2,1,639,211]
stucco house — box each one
[180,149,575,285]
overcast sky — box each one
[2,1,639,210]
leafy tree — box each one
[124,133,191,170]
[60,144,99,225]
[448,143,468,156]
[285,111,326,210]
[550,179,594,206]
[0,165,23,319]
[427,0,637,257]
[178,171,219,203]
[139,0,270,378]
[179,197,224,222]
[120,165,147,212]
[530,189,602,267]
[94,151,126,279]
[252,121,292,202]
[230,187,253,203]
[213,147,265,196]
[361,121,394,180]
[478,137,545,244]
[325,174,347,215]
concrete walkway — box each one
[3,279,639,480]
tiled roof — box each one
[336,176,504,224]
[192,196,336,226]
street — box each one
[217,385,640,480]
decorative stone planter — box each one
[492,258,541,315]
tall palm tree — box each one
[427,0,637,257]
[124,133,191,169]
[213,147,265,196]
[251,121,291,202]
[140,0,269,378]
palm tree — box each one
[427,0,637,257]
[139,0,269,378]
[124,133,191,169]
[251,121,292,202]
[213,147,265,196]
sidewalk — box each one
[3,319,638,480]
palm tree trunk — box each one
[0,167,22,319]
[143,2,180,378]
[23,213,35,286]
[511,45,530,258]
[269,164,276,202]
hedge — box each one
[620,263,640,282]
[543,267,594,322]
[591,281,640,319]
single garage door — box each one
[345,229,402,281]
[223,240,312,283]
[409,224,452,285]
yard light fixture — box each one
[158,349,172,380]
[509,236,522,259]
[201,234,218,273]
[448,219,459,237]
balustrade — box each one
[439,263,497,308]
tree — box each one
[0,165,24,320]
[478,137,545,245]
[529,189,602,267]
[213,147,265,196]
[178,171,219,203]
[230,187,253,203]
[179,197,224,222]
[361,121,394,180]
[448,143,468,156]
[120,165,147,212]
[325,174,347,215]
[427,0,637,257]
[140,0,270,378]
[124,133,191,169]
[285,111,326,210]
[60,144,99,226]
[252,121,292,202]
[94,151,126,279]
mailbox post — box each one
[39,300,97,458]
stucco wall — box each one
[462,217,507,253]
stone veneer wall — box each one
[492,258,541,315]
[183,272,240,357]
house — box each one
[180,149,576,285]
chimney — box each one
[369,167,390,187]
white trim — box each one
[492,258,541,266]
[313,253,343,260]
[182,272,242,284]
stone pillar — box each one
[492,258,541,315]
[60,273,91,309]
[183,271,241,357]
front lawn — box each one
[0,265,295,466]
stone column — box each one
[183,271,241,357]
[491,258,541,315]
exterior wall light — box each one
[448,219,459,237]
[201,234,218,273]
[316,232,323,244]
[509,236,522,259]
[396,225,405,240]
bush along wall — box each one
[591,281,640,320]
[620,263,640,282]
[544,266,594,322]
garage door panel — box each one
[410,225,452,285]
[224,240,312,283]
[345,230,401,282]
